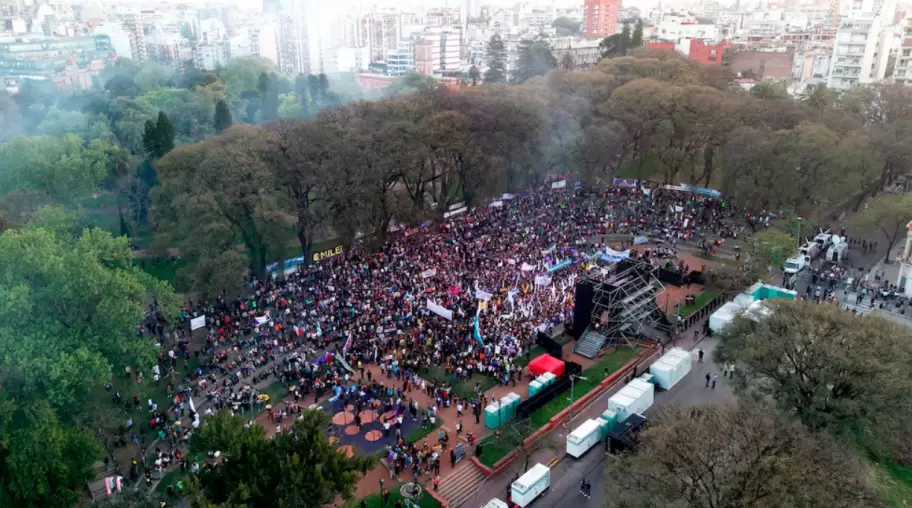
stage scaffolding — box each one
[579,259,671,355]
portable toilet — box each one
[640,372,655,384]
[506,392,521,414]
[484,403,501,429]
[600,409,617,437]
[529,379,543,398]
[540,372,556,386]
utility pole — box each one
[567,374,587,425]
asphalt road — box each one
[543,337,734,508]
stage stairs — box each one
[574,329,607,359]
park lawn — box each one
[346,485,442,508]
[678,286,722,318]
[528,346,640,427]
[866,453,912,507]
[405,416,444,445]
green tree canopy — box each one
[716,300,912,448]
[190,410,374,507]
[0,134,111,204]
[484,34,508,84]
[603,402,880,508]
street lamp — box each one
[566,374,587,425]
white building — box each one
[386,41,414,75]
[827,0,896,90]
[195,43,228,70]
[413,26,461,76]
[326,46,370,73]
[93,21,133,60]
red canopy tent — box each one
[528,354,565,377]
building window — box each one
[710,49,717,55]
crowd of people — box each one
[114,182,740,499]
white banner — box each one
[426,299,453,321]
[551,180,567,190]
[501,193,516,200]
[490,200,504,208]
[521,262,536,272]
[444,207,467,219]
[674,205,684,213]
[475,289,494,301]
[254,311,271,326]
[534,275,552,286]
[633,235,649,245]
[421,269,437,279]
[190,315,206,331]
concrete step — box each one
[438,461,486,508]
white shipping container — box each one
[566,418,606,458]
[649,347,692,390]
[607,378,655,422]
[511,463,551,507]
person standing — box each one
[698,349,704,363]
[711,373,718,389]
[705,372,710,388]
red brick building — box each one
[646,41,676,51]
[688,39,731,65]
[354,74,461,93]
[582,0,620,37]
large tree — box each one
[190,410,373,507]
[512,38,557,84]
[848,192,912,261]
[0,134,111,204]
[154,124,285,289]
[484,34,508,84]
[0,223,178,507]
[214,98,233,133]
[716,300,912,447]
[603,402,880,508]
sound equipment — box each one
[536,332,562,359]
[571,281,594,338]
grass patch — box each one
[513,346,547,369]
[420,365,499,400]
[404,416,443,445]
[863,452,912,507]
[345,485,442,508]
[154,468,189,495]
[676,286,722,319]
[529,346,640,427]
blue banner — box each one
[547,259,573,274]
[473,315,484,345]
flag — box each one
[473,315,484,345]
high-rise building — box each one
[413,26,461,76]
[582,0,619,37]
[827,0,896,90]
[386,41,414,75]
[0,35,114,91]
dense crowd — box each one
[122,183,739,492]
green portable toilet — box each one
[506,392,521,417]
[484,403,501,429]
[640,372,655,384]
[529,380,543,398]
[600,410,617,438]
[498,396,515,420]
